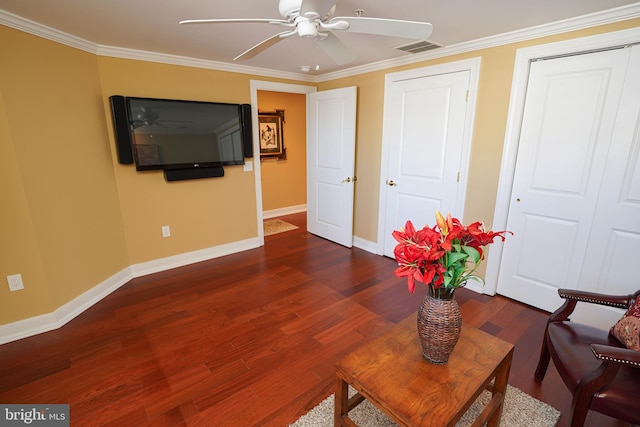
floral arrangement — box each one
[392,212,511,298]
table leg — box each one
[487,348,513,427]
[334,375,350,427]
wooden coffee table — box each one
[334,314,514,427]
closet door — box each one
[573,45,640,324]
[497,46,639,324]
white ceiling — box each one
[1,0,639,78]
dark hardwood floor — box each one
[0,213,630,426]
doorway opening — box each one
[250,81,316,245]
[257,90,307,221]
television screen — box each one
[124,97,246,171]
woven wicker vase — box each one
[416,288,462,364]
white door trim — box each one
[376,57,482,255]
[250,81,317,246]
[484,27,640,296]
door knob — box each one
[342,177,352,183]
[386,180,396,186]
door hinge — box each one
[457,171,460,182]
[465,90,469,102]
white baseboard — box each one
[0,268,133,345]
[129,237,260,277]
[262,204,307,219]
[464,277,488,295]
[0,237,261,345]
[352,236,378,254]
[55,268,133,327]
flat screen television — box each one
[119,96,248,171]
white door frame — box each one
[250,80,317,246]
[376,57,482,255]
[484,27,640,296]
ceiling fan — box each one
[179,0,433,65]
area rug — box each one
[264,219,299,236]
[289,385,560,427]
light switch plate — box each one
[7,274,24,291]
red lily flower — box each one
[392,212,511,295]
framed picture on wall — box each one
[258,110,286,159]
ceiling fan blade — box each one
[300,0,336,20]
[315,32,355,65]
[179,18,288,25]
[234,31,291,61]
[330,17,433,40]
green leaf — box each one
[465,274,485,285]
[447,252,468,267]
[462,245,481,264]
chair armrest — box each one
[575,344,638,407]
[557,289,633,309]
[549,289,637,323]
[592,344,640,368]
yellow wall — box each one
[0,27,129,321]
[98,57,264,264]
[0,26,302,326]
[258,91,307,212]
[1,18,639,327]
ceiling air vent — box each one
[395,40,442,54]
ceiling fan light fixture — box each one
[297,20,318,38]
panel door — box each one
[382,71,471,257]
[497,47,637,321]
[306,87,357,247]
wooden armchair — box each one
[534,288,640,427]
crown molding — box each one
[317,3,640,81]
[2,3,640,83]
[0,8,315,82]
[95,45,317,82]
[0,9,97,54]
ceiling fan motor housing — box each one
[279,0,336,21]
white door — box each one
[497,46,640,323]
[306,87,357,247]
[381,70,472,257]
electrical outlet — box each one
[7,274,24,292]
[162,225,171,238]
